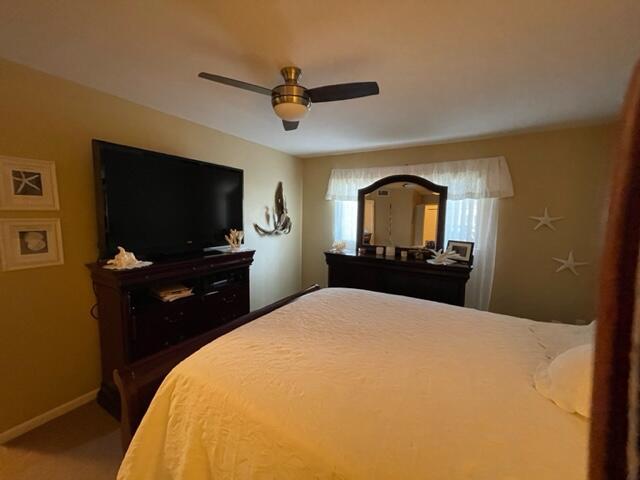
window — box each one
[443,198,498,310]
[332,200,358,250]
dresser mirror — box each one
[356,175,448,251]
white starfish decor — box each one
[12,171,42,194]
[529,207,563,231]
[552,251,589,275]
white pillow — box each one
[534,343,594,418]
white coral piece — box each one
[331,241,347,253]
[428,247,460,264]
[225,229,244,250]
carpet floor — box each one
[0,401,121,479]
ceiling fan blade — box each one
[307,82,379,103]
[282,120,299,131]
[198,72,272,96]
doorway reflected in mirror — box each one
[362,182,440,248]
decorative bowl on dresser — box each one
[87,249,254,418]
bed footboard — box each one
[113,284,321,452]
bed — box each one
[117,288,591,479]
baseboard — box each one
[0,388,99,444]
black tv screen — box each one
[93,140,243,260]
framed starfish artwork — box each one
[0,218,64,271]
[0,155,60,210]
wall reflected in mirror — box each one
[362,181,440,248]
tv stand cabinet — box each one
[87,249,255,418]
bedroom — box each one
[0,1,639,479]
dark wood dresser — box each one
[87,249,254,417]
[325,251,471,306]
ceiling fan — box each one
[198,66,379,131]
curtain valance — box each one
[325,156,514,201]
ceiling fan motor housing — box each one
[271,70,311,121]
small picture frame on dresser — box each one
[0,156,60,210]
[447,240,474,264]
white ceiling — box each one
[1,1,639,156]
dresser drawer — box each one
[201,285,249,326]
[131,296,200,359]
[325,252,471,307]
[126,267,250,361]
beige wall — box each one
[302,124,615,324]
[0,58,302,433]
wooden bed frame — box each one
[113,284,320,451]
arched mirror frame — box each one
[356,174,448,251]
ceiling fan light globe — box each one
[273,102,310,122]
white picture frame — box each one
[0,156,60,210]
[0,218,64,271]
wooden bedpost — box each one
[590,60,640,480]
[113,368,137,452]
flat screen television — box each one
[93,140,243,260]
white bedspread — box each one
[118,288,590,480]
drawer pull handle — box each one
[203,290,220,297]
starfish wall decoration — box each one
[552,250,589,275]
[529,207,564,231]
[12,170,42,195]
